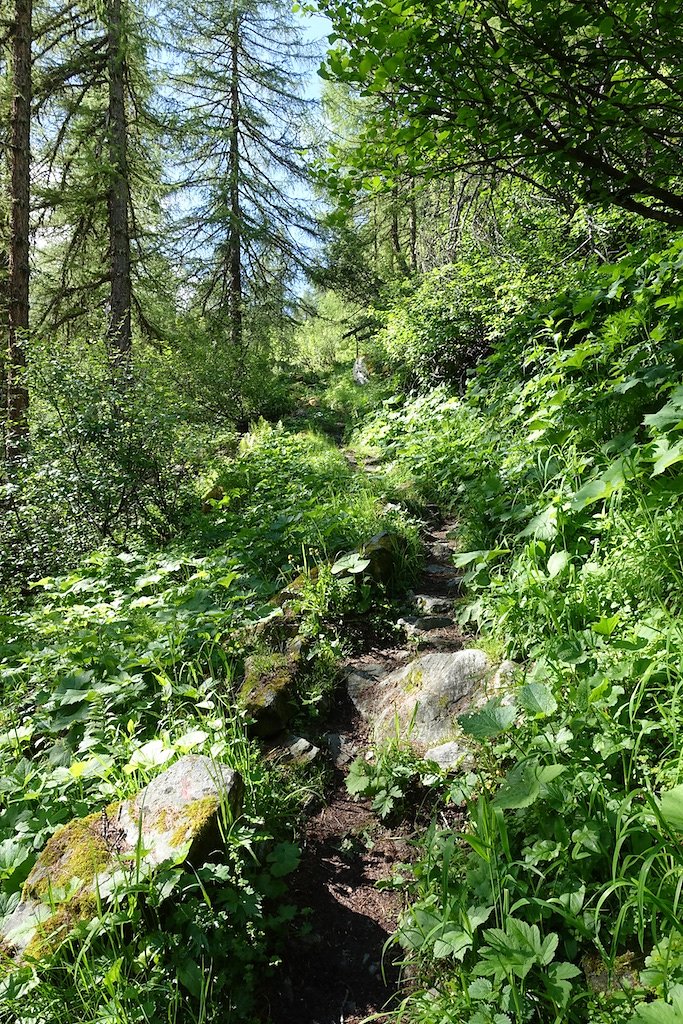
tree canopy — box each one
[318,0,683,226]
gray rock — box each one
[346,650,491,751]
[323,732,356,768]
[424,563,459,579]
[269,734,320,765]
[412,594,452,615]
[428,542,455,561]
[413,615,454,631]
[397,615,454,636]
[446,576,465,595]
[424,740,473,770]
[362,532,406,585]
[1,756,241,959]
[353,355,370,385]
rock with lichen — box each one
[0,755,242,961]
[346,650,493,751]
[239,652,299,738]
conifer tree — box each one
[2,0,31,458]
[33,0,163,365]
[169,0,316,355]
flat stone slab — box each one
[346,650,492,751]
[1,755,242,959]
[424,563,459,578]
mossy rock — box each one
[361,532,406,586]
[273,568,319,608]
[239,652,300,738]
[0,755,242,963]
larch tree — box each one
[32,0,163,367]
[169,0,318,358]
[2,0,31,460]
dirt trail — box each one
[267,485,464,1023]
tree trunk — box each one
[390,184,408,274]
[106,0,132,364]
[409,188,418,272]
[6,0,31,462]
[228,2,243,354]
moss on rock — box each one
[239,652,299,738]
[170,796,220,847]
[23,813,111,903]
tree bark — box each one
[6,0,31,462]
[228,2,243,354]
[106,0,132,364]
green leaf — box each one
[591,613,621,636]
[453,548,509,568]
[569,458,628,511]
[331,552,371,576]
[493,762,565,810]
[432,929,472,960]
[267,842,300,878]
[346,759,371,796]
[518,683,558,717]
[547,551,570,578]
[652,437,683,476]
[631,1002,683,1023]
[459,699,517,739]
[516,504,558,540]
[644,387,683,431]
[177,959,203,998]
[659,784,683,832]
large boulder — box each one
[346,650,493,753]
[0,755,241,961]
[239,652,299,738]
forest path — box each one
[268,442,464,1024]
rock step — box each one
[411,594,453,615]
[397,615,455,635]
[427,541,455,562]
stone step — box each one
[424,562,459,579]
[397,614,455,634]
[412,594,453,615]
[427,541,455,561]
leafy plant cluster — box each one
[349,236,683,1021]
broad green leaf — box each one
[659,784,683,832]
[432,929,471,960]
[547,551,570,578]
[267,841,300,878]
[569,458,628,511]
[493,762,565,810]
[518,682,558,717]
[493,763,541,810]
[346,759,371,795]
[651,437,683,476]
[591,613,621,636]
[468,978,493,1000]
[516,504,558,540]
[459,699,517,739]
[452,548,509,568]
[631,1002,683,1023]
[331,552,371,576]
[644,387,683,431]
